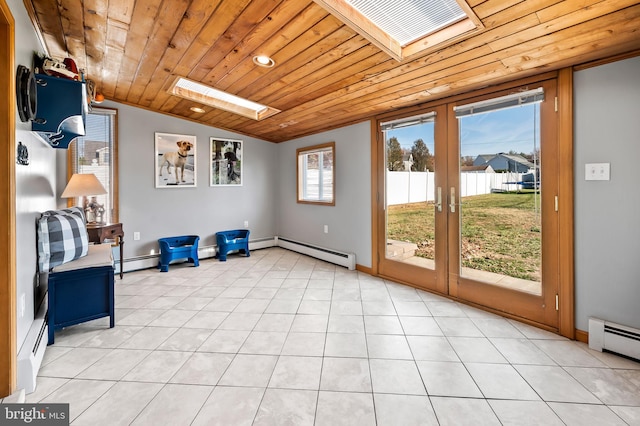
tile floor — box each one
[25,248,640,425]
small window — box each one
[297,142,335,205]
[68,107,118,222]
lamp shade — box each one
[61,173,107,198]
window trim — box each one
[67,107,119,222]
[296,142,336,206]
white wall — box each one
[9,0,58,351]
[100,101,279,262]
[276,122,372,268]
[574,56,640,331]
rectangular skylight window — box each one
[346,0,467,46]
[168,77,280,121]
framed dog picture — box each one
[210,137,243,186]
[155,132,197,188]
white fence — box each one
[386,171,526,205]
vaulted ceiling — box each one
[25,0,640,142]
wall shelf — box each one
[31,74,87,149]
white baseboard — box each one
[17,300,48,394]
[122,238,277,273]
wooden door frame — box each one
[557,67,574,339]
[0,0,17,398]
[371,70,574,338]
[447,78,559,329]
[373,104,448,295]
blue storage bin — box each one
[158,235,200,272]
[216,229,250,261]
[48,265,114,345]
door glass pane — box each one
[384,119,436,269]
[458,103,542,295]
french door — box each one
[376,78,560,329]
[378,105,448,295]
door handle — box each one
[450,187,456,213]
[436,187,442,212]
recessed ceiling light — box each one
[253,55,275,68]
[169,76,280,121]
[190,106,205,113]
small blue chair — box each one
[216,229,250,261]
[158,235,200,272]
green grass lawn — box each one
[387,192,541,281]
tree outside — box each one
[460,156,474,166]
[387,136,404,171]
[410,139,433,171]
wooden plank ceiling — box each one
[26,0,640,142]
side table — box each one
[86,222,124,279]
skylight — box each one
[313,0,481,61]
[168,77,280,121]
[346,0,467,46]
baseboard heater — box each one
[276,236,356,270]
[121,237,355,272]
[589,317,640,361]
[17,300,48,394]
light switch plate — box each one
[585,163,610,181]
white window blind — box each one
[454,88,544,118]
[381,112,436,131]
[347,0,466,46]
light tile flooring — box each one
[27,248,640,425]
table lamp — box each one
[61,173,107,224]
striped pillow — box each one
[37,207,89,272]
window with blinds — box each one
[297,142,335,205]
[346,0,467,46]
[69,107,118,223]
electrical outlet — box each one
[324,225,329,234]
[244,221,249,228]
[133,232,140,240]
[20,294,25,317]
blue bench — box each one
[216,229,250,261]
[158,235,200,272]
[37,207,115,345]
[47,245,115,345]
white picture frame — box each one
[210,137,243,186]
[155,132,197,188]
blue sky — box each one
[387,104,540,159]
